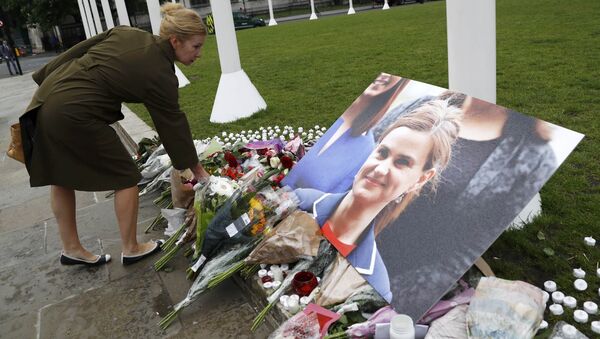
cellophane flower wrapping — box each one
[244,210,323,265]
[315,253,369,307]
[345,305,397,338]
[268,311,320,339]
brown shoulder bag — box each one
[6,123,25,164]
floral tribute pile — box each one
[136,125,397,338]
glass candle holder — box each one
[292,271,318,297]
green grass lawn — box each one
[129,0,600,335]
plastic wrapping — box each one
[466,277,545,339]
[245,211,323,264]
[315,253,368,307]
[161,207,187,236]
[425,304,468,339]
[268,310,320,339]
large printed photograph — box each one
[285,73,583,319]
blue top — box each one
[295,188,392,303]
[282,117,376,193]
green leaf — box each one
[537,231,546,241]
[338,314,348,325]
[543,247,555,256]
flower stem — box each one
[251,299,276,332]
[207,260,246,289]
[153,244,181,271]
[159,308,181,330]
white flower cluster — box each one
[540,236,600,335]
[199,125,328,148]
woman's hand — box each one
[191,162,210,182]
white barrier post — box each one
[146,0,191,88]
[89,0,104,33]
[348,0,356,15]
[100,0,115,29]
[268,0,278,26]
[77,0,92,38]
[114,0,131,26]
[446,0,541,227]
[309,0,318,20]
[82,0,97,36]
[208,0,267,123]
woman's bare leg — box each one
[51,185,97,261]
[114,186,156,256]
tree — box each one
[3,0,79,31]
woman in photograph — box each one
[19,3,209,266]
[282,73,409,193]
[294,100,461,302]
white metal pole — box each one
[100,0,115,29]
[114,0,131,26]
[348,0,356,15]
[446,0,495,103]
[383,0,390,10]
[82,0,97,36]
[77,0,92,38]
[446,0,541,226]
[267,0,277,26]
[208,0,266,123]
[89,0,104,33]
[146,0,190,88]
[309,0,318,20]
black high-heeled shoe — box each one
[60,252,111,266]
[121,240,164,265]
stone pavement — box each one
[0,74,273,338]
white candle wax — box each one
[544,280,557,292]
[573,268,586,278]
[563,296,577,308]
[574,279,588,291]
[591,321,600,334]
[549,304,564,315]
[539,320,548,330]
[584,236,596,246]
[263,281,273,289]
[574,309,589,323]
[584,301,598,314]
[258,269,267,278]
[552,291,565,304]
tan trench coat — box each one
[20,26,198,191]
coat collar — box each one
[156,36,176,64]
[312,192,378,275]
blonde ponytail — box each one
[160,3,206,40]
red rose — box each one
[280,155,294,169]
[224,151,238,168]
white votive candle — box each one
[573,268,586,278]
[549,304,564,315]
[260,263,267,269]
[279,295,289,308]
[267,270,274,278]
[563,296,577,308]
[574,279,588,291]
[300,296,310,305]
[539,320,548,330]
[280,264,289,271]
[544,280,557,292]
[574,309,589,323]
[583,301,598,314]
[584,236,596,246]
[542,291,550,304]
[258,269,267,278]
[591,321,600,334]
[552,291,565,304]
[263,281,273,289]
[596,268,600,278]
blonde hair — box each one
[374,99,462,234]
[160,3,206,40]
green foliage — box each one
[129,1,600,335]
[3,0,78,31]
